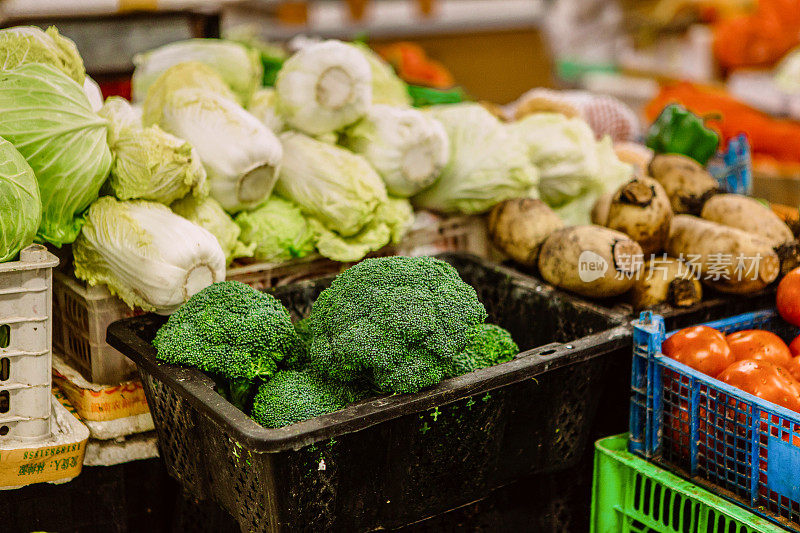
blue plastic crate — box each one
[708,134,752,195]
[629,309,800,531]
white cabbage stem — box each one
[276,40,372,136]
[342,104,449,198]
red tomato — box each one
[789,334,800,358]
[726,330,792,368]
[662,326,734,377]
[777,268,800,327]
[785,356,800,382]
[717,359,800,412]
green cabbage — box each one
[132,39,262,105]
[141,62,237,127]
[276,131,387,237]
[100,97,207,205]
[510,112,633,225]
[172,195,254,264]
[412,104,539,215]
[0,63,112,246]
[0,137,41,263]
[73,197,226,314]
[352,42,411,107]
[234,196,315,262]
[0,26,85,84]
[311,197,413,262]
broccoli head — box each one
[306,256,488,393]
[153,281,304,381]
[251,370,368,428]
[450,324,518,377]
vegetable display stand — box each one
[0,245,59,444]
[107,253,631,532]
[226,213,489,291]
[629,309,800,531]
[591,434,781,533]
[52,271,138,385]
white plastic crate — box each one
[52,272,137,385]
[0,245,58,444]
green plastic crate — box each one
[591,435,783,533]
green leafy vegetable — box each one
[100,97,207,205]
[73,197,226,313]
[0,26,85,84]
[247,88,284,133]
[276,131,387,237]
[234,195,315,262]
[306,256,487,393]
[343,104,449,197]
[510,112,632,226]
[276,40,372,135]
[0,137,40,262]
[0,63,112,246]
[352,42,411,107]
[310,196,413,262]
[141,62,237,127]
[172,195,254,265]
[148,87,283,213]
[132,39,262,105]
[412,103,539,215]
[153,280,304,380]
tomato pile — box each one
[661,267,800,411]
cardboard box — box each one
[0,395,89,489]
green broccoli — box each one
[216,378,260,412]
[153,281,304,382]
[251,370,368,428]
[305,256,487,394]
[450,324,518,377]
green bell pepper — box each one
[645,104,720,166]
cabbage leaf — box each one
[151,87,283,213]
[235,195,315,262]
[343,104,449,197]
[132,39,262,105]
[73,197,226,314]
[412,104,539,215]
[0,26,85,84]
[0,137,41,262]
[100,97,207,205]
[276,131,386,237]
[0,63,112,246]
[510,112,633,225]
[172,195,254,264]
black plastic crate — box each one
[107,253,630,532]
[505,263,777,331]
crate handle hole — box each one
[0,358,8,381]
[0,390,8,414]
[0,425,7,436]
[0,324,8,348]
[538,349,557,356]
